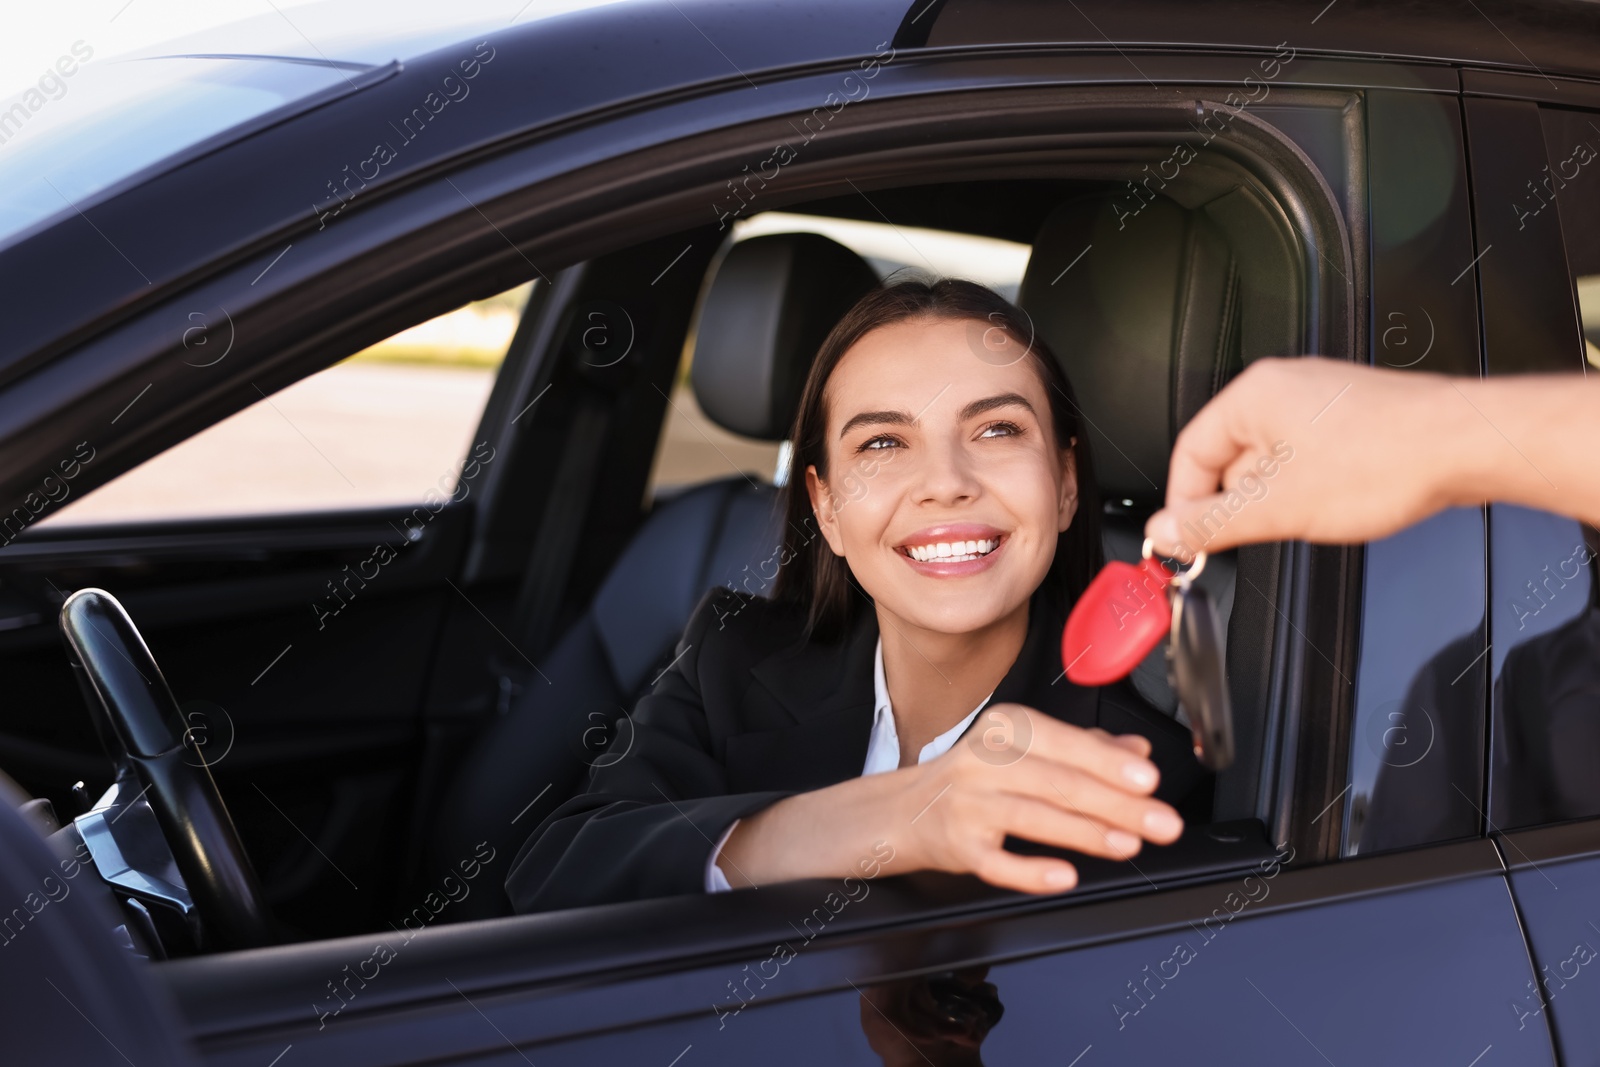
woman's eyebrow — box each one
[837,409,912,438]
[837,393,1036,439]
[958,392,1035,421]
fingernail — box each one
[1045,867,1077,889]
[1144,809,1183,839]
[1107,829,1140,854]
[1148,512,1179,550]
[1122,761,1158,790]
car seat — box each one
[1017,193,1243,721]
[424,233,878,920]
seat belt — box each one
[490,392,613,716]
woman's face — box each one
[807,316,1078,636]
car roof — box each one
[108,0,1600,79]
[3,0,1599,382]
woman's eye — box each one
[979,421,1024,439]
[857,435,902,452]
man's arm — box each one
[1144,358,1600,558]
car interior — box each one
[0,165,1311,951]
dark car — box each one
[3,1,1600,1063]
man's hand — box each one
[1144,357,1490,558]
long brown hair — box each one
[771,278,1104,643]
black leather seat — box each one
[1017,193,1243,719]
[425,233,878,920]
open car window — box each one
[36,282,533,526]
[643,212,1030,502]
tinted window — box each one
[1485,107,1600,831]
[1344,91,1485,855]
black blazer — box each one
[504,584,1206,913]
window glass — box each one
[1484,108,1600,830]
[642,212,1030,499]
[0,56,354,250]
[38,282,532,525]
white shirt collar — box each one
[861,635,995,776]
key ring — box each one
[1142,537,1206,588]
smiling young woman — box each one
[505,279,1207,913]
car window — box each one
[37,282,533,526]
[0,55,359,251]
[642,212,1031,500]
[1340,91,1486,856]
[1485,106,1600,831]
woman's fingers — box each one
[1005,710,1162,796]
[964,711,1181,844]
[915,706,1184,892]
[1086,727,1147,755]
[1016,761,1183,844]
[969,848,1080,895]
[1111,733,1152,758]
[991,795,1145,860]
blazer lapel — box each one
[734,586,1191,800]
[984,587,1100,729]
[735,604,879,791]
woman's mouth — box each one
[895,527,1009,577]
[902,538,1001,563]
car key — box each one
[1063,541,1234,769]
[1060,543,1178,686]
[1167,566,1235,771]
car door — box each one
[1457,75,1600,1063]
[503,76,1547,1067]
[146,32,1556,1067]
[0,285,538,940]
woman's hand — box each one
[714,703,1182,895]
[894,704,1183,893]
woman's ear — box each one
[805,463,848,556]
[1057,440,1080,532]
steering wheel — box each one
[59,588,271,951]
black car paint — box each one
[0,0,1596,1063]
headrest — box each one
[691,233,880,441]
[1018,195,1241,507]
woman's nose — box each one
[912,438,981,506]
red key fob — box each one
[1062,552,1175,685]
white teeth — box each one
[904,538,999,562]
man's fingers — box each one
[1146,488,1278,559]
[1162,374,1258,511]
